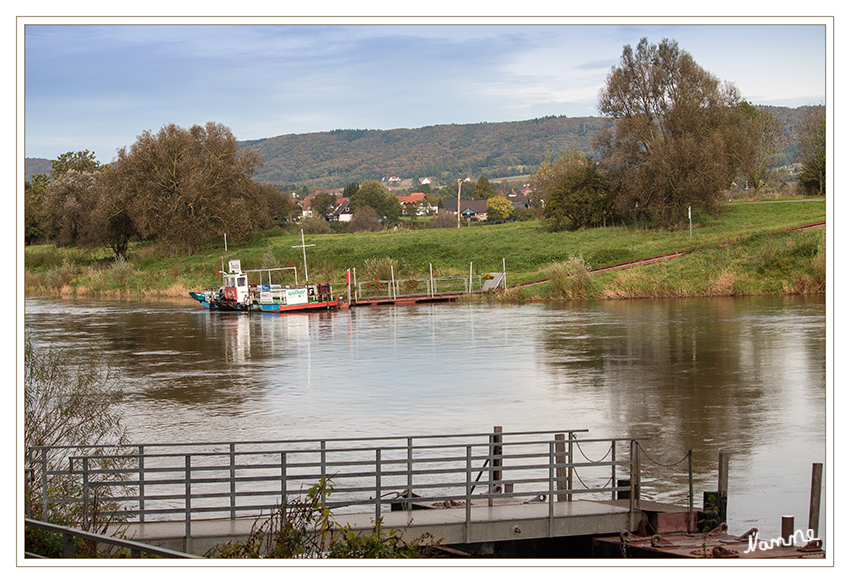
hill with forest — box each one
[239,115,610,188]
[241,106,813,188]
[26,106,816,189]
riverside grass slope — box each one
[24,200,827,302]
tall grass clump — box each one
[362,257,399,281]
[44,257,79,290]
[106,256,135,288]
[546,253,592,299]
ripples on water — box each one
[24,295,827,539]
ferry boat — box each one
[190,259,341,313]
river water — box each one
[23,294,827,540]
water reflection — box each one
[24,295,826,538]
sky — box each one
[20,18,829,164]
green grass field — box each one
[24,199,826,300]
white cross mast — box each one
[291,229,316,282]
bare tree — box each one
[24,336,129,526]
[796,105,826,196]
[734,102,788,198]
[115,122,270,253]
[596,38,741,228]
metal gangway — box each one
[27,429,653,551]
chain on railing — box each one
[635,442,696,515]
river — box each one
[23,294,827,540]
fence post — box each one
[555,434,567,502]
[82,457,90,531]
[280,452,288,505]
[406,437,413,508]
[229,444,236,520]
[489,426,503,505]
[688,449,694,521]
[548,441,555,537]
[41,448,49,521]
[568,431,575,502]
[465,445,472,544]
[139,445,146,524]
[628,440,638,531]
[375,448,382,524]
[610,440,617,500]
[320,440,327,506]
[184,455,192,546]
[63,532,76,558]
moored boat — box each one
[190,259,341,313]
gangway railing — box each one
[24,518,199,559]
[27,429,651,542]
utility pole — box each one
[457,178,462,228]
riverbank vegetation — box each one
[24,200,825,302]
[24,38,826,303]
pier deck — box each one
[114,498,641,554]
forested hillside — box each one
[240,116,611,187]
[26,106,814,189]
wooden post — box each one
[688,449,694,519]
[555,434,567,502]
[782,515,795,546]
[718,451,729,497]
[717,451,729,524]
[809,462,823,539]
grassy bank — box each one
[24,200,826,301]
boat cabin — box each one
[221,260,250,304]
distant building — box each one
[443,199,488,221]
[397,192,438,216]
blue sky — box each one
[22,20,828,163]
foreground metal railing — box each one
[27,429,649,541]
[24,518,199,559]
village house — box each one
[443,199,488,221]
[397,192,438,216]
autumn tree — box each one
[531,150,612,231]
[796,105,826,196]
[486,195,513,223]
[734,102,788,197]
[596,38,741,228]
[348,180,401,225]
[114,122,270,253]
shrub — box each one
[547,253,592,299]
[300,216,333,235]
[205,477,435,558]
